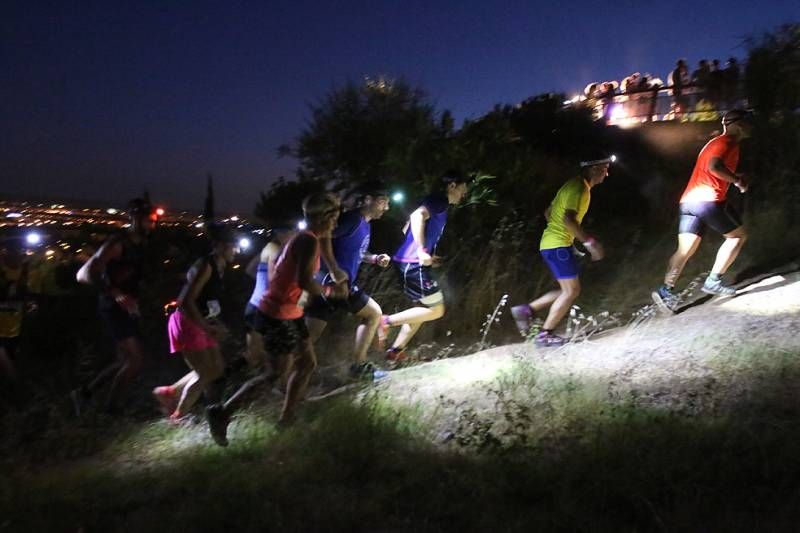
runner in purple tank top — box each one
[378,171,470,363]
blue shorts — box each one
[540,247,580,280]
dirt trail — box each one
[375,268,800,439]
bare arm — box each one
[564,209,604,261]
[409,206,430,250]
[410,205,439,266]
[709,157,747,191]
[76,239,122,289]
[563,210,590,243]
[293,234,326,297]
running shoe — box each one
[206,404,229,447]
[349,361,389,382]
[152,386,178,417]
[651,285,679,314]
[701,276,737,296]
[534,330,566,347]
[376,315,390,349]
[510,304,533,337]
[385,347,407,363]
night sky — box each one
[2,1,798,212]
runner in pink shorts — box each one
[153,225,237,423]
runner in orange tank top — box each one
[206,192,342,445]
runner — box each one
[651,109,752,313]
[152,225,237,422]
[207,192,341,444]
[71,198,156,415]
[305,181,391,380]
[379,172,470,363]
[510,153,613,346]
[241,226,295,373]
[0,239,33,394]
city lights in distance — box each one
[6,213,23,218]
[106,208,118,214]
[155,207,165,216]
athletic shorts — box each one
[540,247,580,280]
[679,201,742,236]
[244,307,309,357]
[304,284,370,322]
[395,262,444,306]
[167,309,218,354]
[98,298,140,341]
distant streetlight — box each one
[391,191,405,203]
[297,220,308,231]
[26,232,42,246]
[238,237,251,251]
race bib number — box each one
[206,299,221,318]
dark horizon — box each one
[2,1,798,212]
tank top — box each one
[258,231,320,320]
[393,194,449,263]
[317,209,370,285]
[196,255,224,318]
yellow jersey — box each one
[540,177,591,250]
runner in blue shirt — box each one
[379,171,470,363]
[305,181,392,380]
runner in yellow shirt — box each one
[511,152,613,346]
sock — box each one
[708,273,722,282]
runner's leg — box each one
[104,336,144,412]
[542,278,581,331]
[664,233,702,287]
[529,290,561,313]
[280,338,317,423]
[710,226,747,276]
[353,298,381,363]
[174,347,224,417]
[305,317,328,344]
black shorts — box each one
[98,298,140,341]
[244,307,308,357]
[303,284,370,322]
[395,262,444,306]
[679,201,742,236]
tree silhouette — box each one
[203,174,215,223]
[281,77,454,190]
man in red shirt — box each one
[652,109,753,313]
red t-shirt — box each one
[679,135,740,203]
[258,231,320,320]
